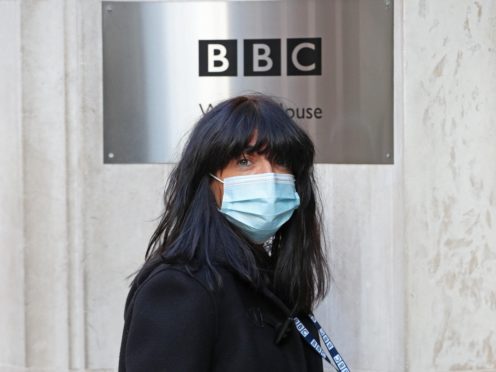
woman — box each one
[118,94,343,372]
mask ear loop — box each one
[209,173,224,184]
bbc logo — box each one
[199,38,321,76]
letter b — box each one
[199,40,237,76]
[244,39,281,76]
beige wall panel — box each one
[315,165,402,372]
[21,0,69,368]
[404,1,496,370]
[0,0,25,369]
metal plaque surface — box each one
[102,0,393,164]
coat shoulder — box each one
[136,264,214,298]
[131,263,220,327]
[120,263,219,372]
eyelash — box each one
[236,155,290,170]
[237,155,252,167]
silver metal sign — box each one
[102,0,393,164]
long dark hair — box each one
[131,93,329,313]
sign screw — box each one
[106,5,112,13]
[385,0,392,9]
[108,152,114,159]
[386,153,391,159]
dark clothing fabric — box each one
[118,257,324,372]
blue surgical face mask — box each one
[210,172,301,244]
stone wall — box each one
[0,1,494,371]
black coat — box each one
[118,260,324,372]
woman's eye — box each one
[237,157,251,167]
